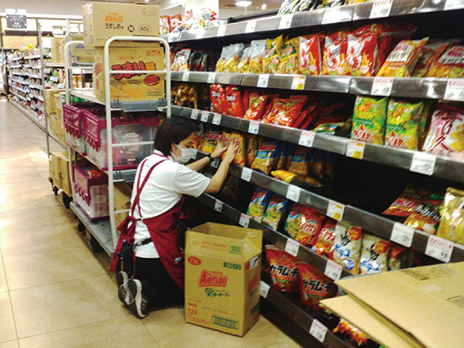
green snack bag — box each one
[351,96,388,145]
[385,99,423,150]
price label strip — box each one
[291,75,306,90]
[286,185,301,202]
[346,140,365,160]
[214,200,223,213]
[201,111,209,122]
[245,20,257,33]
[322,7,346,24]
[391,222,414,248]
[371,77,394,96]
[285,239,300,257]
[248,121,260,135]
[207,72,216,84]
[444,79,464,101]
[325,260,343,281]
[410,152,436,176]
[426,235,454,263]
[370,0,393,19]
[279,14,293,29]
[309,320,328,343]
[327,201,345,221]
[241,167,252,182]
[260,281,270,298]
[239,213,250,228]
[444,0,464,10]
[257,74,269,88]
[212,113,222,125]
[217,24,227,37]
[299,131,315,148]
[190,109,199,120]
[182,71,190,82]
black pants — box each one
[134,257,184,309]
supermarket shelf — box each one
[70,90,105,105]
[9,78,28,85]
[172,107,464,184]
[31,105,45,113]
[24,55,43,60]
[10,85,28,94]
[30,84,43,90]
[50,76,60,82]
[29,73,41,79]
[48,132,67,150]
[197,193,351,279]
[10,57,23,61]
[12,71,27,76]
[70,202,114,257]
[9,100,46,132]
[9,64,21,69]
[31,95,44,102]
[45,63,65,68]
[10,91,27,102]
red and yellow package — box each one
[242,90,249,115]
[230,132,246,166]
[210,84,227,114]
[280,37,299,74]
[347,30,378,76]
[383,185,430,217]
[426,45,464,78]
[412,41,451,77]
[263,35,284,74]
[333,319,369,346]
[172,48,191,72]
[300,34,321,76]
[312,219,337,258]
[295,207,326,247]
[226,86,244,117]
[274,97,307,127]
[244,95,268,121]
[297,262,337,310]
[323,32,349,76]
[375,35,393,76]
[265,245,299,293]
[377,38,429,77]
[251,140,282,174]
[201,130,222,154]
[288,146,312,176]
[246,135,258,166]
[261,99,286,124]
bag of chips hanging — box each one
[385,99,423,150]
[238,46,251,74]
[265,245,300,293]
[300,34,322,75]
[437,187,464,246]
[172,48,191,72]
[312,219,337,258]
[244,95,268,121]
[412,41,452,77]
[249,40,266,74]
[210,84,227,114]
[359,234,390,275]
[426,45,464,78]
[263,194,290,230]
[405,194,443,235]
[351,96,388,145]
[377,38,428,77]
[297,262,337,310]
[333,222,362,275]
[323,32,349,76]
[347,30,378,76]
[295,207,326,247]
[280,37,300,74]
[224,43,245,73]
[226,86,244,117]
[383,185,431,217]
[247,187,272,223]
[251,140,282,174]
[263,35,284,74]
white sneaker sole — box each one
[128,280,147,319]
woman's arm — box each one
[204,143,238,194]
[187,137,228,172]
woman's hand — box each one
[223,139,239,164]
[211,137,228,159]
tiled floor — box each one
[0,101,301,348]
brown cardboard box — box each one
[71,36,95,64]
[57,152,72,197]
[335,262,464,348]
[93,43,165,102]
[114,183,133,228]
[51,37,66,64]
[185,223,262,336]
[49,152,62,187]
[82,2,159,48]
[44,89,65,114]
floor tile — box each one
[0,205,74,231]
[0,188,63,213]
[0,341,19,348]
[0,262,8,293]
[0,292,17,343]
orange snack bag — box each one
[323,32,349,76]
[347,31,378,76]
[426,45,464,78]
[300,34,321,75]
[295,206,326,247]
[412,41,452,77]
[297,262,337,310]
[244,95,268,121]
[265,245,299,293]
[226,86,244,117]
[312,219,337,258]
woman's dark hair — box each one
[154,118,195,156]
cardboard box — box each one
[93,43,165,102]
[82,2,159,48]
[70,36,95,64]
[114,183,133,228]
[44,89,65,114]
[57,152,72,197]
[335,262,464,348]
[185,223,262,336]
[51,37,66,64]
[49,152,62,187]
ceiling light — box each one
[235,0,252,7]
[261,3,267,9]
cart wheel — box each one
[62,193,71,209]
[77,221,85,233]
[89,236,102,253]
[53,186,59,196]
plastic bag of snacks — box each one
[265,245,300,293]
[263,195,289,230]
[422,105,464,160]
[312,219,337,258]
[323,32,349,76]
[351,96,388,145]
[383,185,430,217]
[388,245,408,271]
[377,38,428,77]
[263,35,284,74]
[437,187,464,246]
[246,135,258,166]
[318,0,346,7]
[271,170,323,188]
[274,97,308,127]
[412,41,453,77]
[201,130,222,154]
[385,99,423,150]
[426,45,464,78]
[244,95,268,121]
[333,319,369,347]
[280,37,300,74]
[249,40,266,74]
[251,140,282,174]
[297,262,337,310]
[295,207,326,247]
[226,86,244,117]
[238,47,251,74]
[418,100,435,149]
[210,84,227,114]
[299,34,322,75]
[172,48,191,72]
[189,50,207,71]
[275,143,293,170]
[404,194,443,235]
[224,43,244,73]
[359,234,390,275]
[160,15,171,34]
[247,187,272,223]
[221,132,246,166]
[215,46,230,72]
[288,147,312,176]
[333,222,363,275]
[347,27,378,77]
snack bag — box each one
[238,47,251,74]
[273,97,307,127]
[271,170,297,184]
[404,194,443,235]
[323,32,349,76]
[288,147,312,176]
[247,187,272,223]
[285,204,304,239]
[388,245,408,271]
[312,219,337,258]
[189,50,207,71]
[422,105,464,160]
[172,48,191,72]
[265,245,300,293]
[437,187,464,246]
[246,135,258,166]
[412,41,451,77]
[160,15,171,34]
[215,46,230,72]
[249,40,266,74]
[426,45,464,78]
[418,100,435,149]
[251,140,282,174]
[263,194,289,230]
[383,186,430,217]
[280,37,299,74]
[244,95,268,121]
[351,96,388,145]
[275,143,292,170]
[297,262,337,310]
[226,86,244,117]
[229,132,246,166]
[210,84,227,114]
[263,35,284,74]
[224,43,244,73]
[377,38,429,77]
[300,34,321,75]
[385,99,423,150]
[333,222,363,275]
[295,207,326,247]
[347,31,378,76]
[359,234,390,275]
[333,319,369,347]
[201,130,222,154]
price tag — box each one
[214,200,223,213]
[248,121,260,135]
[322,7,342,24]
[391,222,414,248]
[346,140,365,160]
[325,260,343,281]
[212,113,222,125]
[291,75,306,90]
[207,72,216,84]
[286,185,301,203]
[182,71,190,82]
[309,320,328,343]
[257,74,269,88]
[211,158,220,168]
[426,235,454,263]
[279,14,293,29]
[410,152,436,176]
[299,131,315,148]
[285,239,300,257]
[241,167,252,182]
[196,28,205,39]
[190,109,199,120]
[201,111,209,122]
[245,20,257,33]
[444,79,464,101]
[260,281,270,298]
[327,201,345,221]
[239,213,250,228]
[217,24,227,37]
[370,0,393,18]
[444,0,464,10]
[371,77,394,96]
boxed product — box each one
[51,36,66,64]
[82,2,159,47]
[114,183,133,228]
[44,89,65,114]
[71,40,94,64]
[185,223,263,336]
[93,42,165,102]
[49,152,63,187]
[57,152,72,197]
[73,165,109,220]
[63,104,89,154]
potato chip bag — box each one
[263,35,284,74]
[263,195,289,230]
[271,170,297,184]
[238,46,251,74]
[273,97,307,127]
[405,195,443,235]
[230,132,246,167]
[426,45,464,78]
[295,207,326,247]
[172,48,191,72]
[437,187,464,246]
[224,43,244,73]
[312,219,337,258]
[265,245,299,293]
[418,100,435,149]
[333,222,362,275]
[247,187,272,223]
[351,96,388,145]
[297,262,337,310]
[226,86,244,117]
[359,234,390,275]
[285,204,304,239]
[244,95,268,121]
[249,40,266,74]
[201,130,222,154]
[377,38,428,77]
[251,140,282,175]
[383,185,430,217]
[215,46,230,72]
[323,32,349,76]
[385,99,423,150]
[412,41,451,77]
[300,34,321,75]
[333,319,369,346]
[347,31,378,76]
[388,245,409,271]
[246,135,258,166]
[288,147,312,176]
[280,37,299,74]
[210,84,227,114]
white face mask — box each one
[172,144,196,164]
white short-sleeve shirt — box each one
[132,150,210,258]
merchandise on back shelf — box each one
[385,99,423,150]
[404,194,443,235]
[172,48,191,72]
[265,245,300,293]
[297,262,337,310]
[210,84,227,114]
[323,31,349,76]
[383,185,431,217]
[299,34,322,76]
[263,35,284,74]
[351,96,388,145]
[332,319,369,347]
[437,187,464,246]
[288,146,312,176]
[347,26,379,77]
[247,187,272,223]
[251,139,282,175]
[312,219,337,258]
[275,143,293,171]
[188,50,207,71]
[226,86,244,117]
[280,37,299,74]
[238,47,251,73]
[263,194,289,230]
[249,40,267,74]
[266,96,308,127]
[224,43,244,73]
[418,100,435,149]
[215,45,230,73]
[271,169,324,188]
[359,234,390,275]
[426,45,464,78]
[333,221,363,275]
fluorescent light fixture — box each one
[261,3,267,9]
[235,0,252,7]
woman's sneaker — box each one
[116,271,131,305]
[128,279,150,318]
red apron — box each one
[110,155,185,291]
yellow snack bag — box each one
[224,43,244,73]
[280,37,299,74]
[263,35,284,74]
[238,47,251,74]
[437,187,464,246]
[385,99,423,150]
[351,96,388,145]
[215,46,230,73]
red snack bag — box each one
[299,34,321,75]
[347,30,378,76]
[265,245,300,293]
[242,89,250,115]
[297,262,337,310]
[210,84,227,114]
[323,32,350,76]
[274,97,307,127]
[312,219,337,258]
[226,86,244,117]
[383,185,431,217]
[262,99,286,124]
[244,95,268,121]
[295,206,326,247]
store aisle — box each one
[0,101,300,348]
